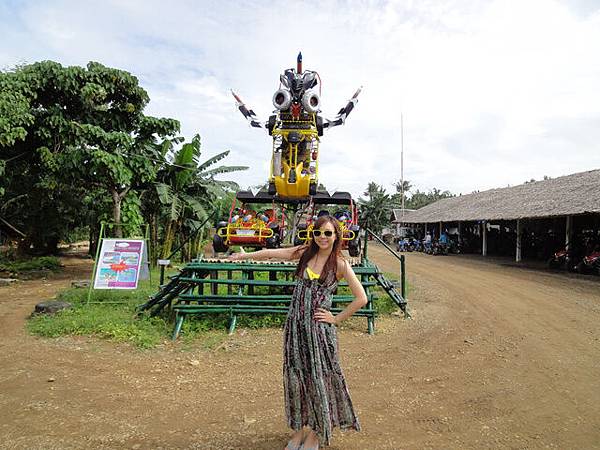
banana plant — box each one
[155,134,247,259]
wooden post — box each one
[565,215,573,251]
[482,221,488,256]
[516,219,522,262]
[439,221,443,239]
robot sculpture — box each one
[232,52,361,201]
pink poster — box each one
[93,239,145,289]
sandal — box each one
[300,444,319,450]
[285,429,307,450]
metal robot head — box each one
[272,53,321,114]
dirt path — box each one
[1,247,599,449]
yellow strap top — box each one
[306,266,321,280]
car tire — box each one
[348,238,362,257]
[266,234,280,249]
[212,234,228,253]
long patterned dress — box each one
[283,269,361,445]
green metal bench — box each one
[172,292,377,339]
[139,256,406,340]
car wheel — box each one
[266,234,280,249]
[212,234,229,253]
[348,238,362,257]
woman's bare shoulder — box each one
[336,256,351,280]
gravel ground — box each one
[0,246,599,449]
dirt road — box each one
[1,247,599,449]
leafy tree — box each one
[358,182,393,235]
[405,187,454,210]
[0,61,179,252]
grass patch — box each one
[27,301,170,349]
[27,269,174,349]
[370,271,410,315]
[0,256,62,273]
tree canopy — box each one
[358,180,454,234]
[0,61,242,258]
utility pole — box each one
[401,113,405,228]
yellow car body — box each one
[270,113,319,200]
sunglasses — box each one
[312,229,335,237]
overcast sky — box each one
[2,0,599,199]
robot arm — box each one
[322,86,362,130]
[231,90,266,129]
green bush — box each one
[0,256,62,272]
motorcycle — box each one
[547,247,576,271]
[575,249,600,275]
[396,238,410,252]
[448,239,461,254]
[413,239,424,252]
[432,240,449,256]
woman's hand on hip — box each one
[314,308,337,325]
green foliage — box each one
[405,187,454,210]
[358,182,393,234]
[120,194,145,236]
[0,70,33,147]
[0,60,180,252]
[154,134,247,258]
[27,300,170,349]
[390,179,454,210]
[357,179,454,236]
[0,256,62,272]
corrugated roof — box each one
[395,169,600,224]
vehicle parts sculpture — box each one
[231,52,361,201]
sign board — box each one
[93,239,145,289]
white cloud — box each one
[1,0,600,198]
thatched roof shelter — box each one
[396,169,600,224]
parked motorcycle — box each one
[448,238,461,254]
[547,247,576,271]
[396,238,411,252]
[575,250,600,275]
[432,241,449,256]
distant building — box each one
[396,169,600,262]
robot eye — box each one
[272,89,292,110]
[301,90,320,113]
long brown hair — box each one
[294,215,343,281]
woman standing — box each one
[229,215,367,449]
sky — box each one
[1,0,600,199]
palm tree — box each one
[391,179,412,209]
[155,134,247,259]
[358,182,394,235]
